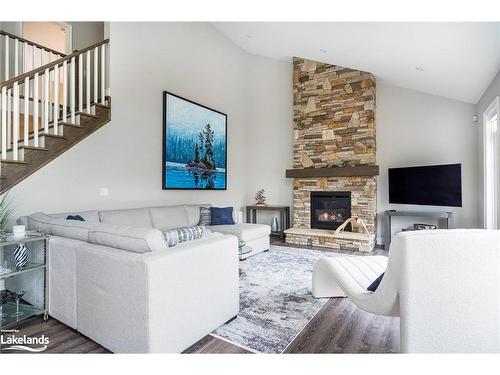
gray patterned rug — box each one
[211,245,338,353]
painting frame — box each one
[162,91,228,190]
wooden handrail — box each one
[0,29,66,58]
[0,39,109,90]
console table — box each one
[246,205,290,241]
[384,210,454,250]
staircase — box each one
[0,31,110,193]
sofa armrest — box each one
[75,235,239,353]
[140,234,239,353]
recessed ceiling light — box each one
[416,67,424,71]
[245,34,252,38]
[319,49,327,53]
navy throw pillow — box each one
[66,215,85,221]
[210,207,234,225]
[367,272,384,292]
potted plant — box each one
[0,193,13,241]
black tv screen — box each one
[388,164,462,207]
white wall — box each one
[245,54,294,226]
[67,22,104,51]
[475,69,500,228]
[8,22,250,218]
[376,83,478,243]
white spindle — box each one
[44,69,49,133]
[71,57,75,124]
[7,89,11,149]
[86,51,91,114]
[1,87,6,160]
[78,54,83,113]
[101,44,105,104]
[4,36,9,80]
[14,39,19,77]
[24,77,29,146]
[94,47,98,111]
[13,82,19,160]
[54,64,59,135]
[32,44,35,71]
[63,60,67,125]
[48,53,52,121]
[34,73,39,147]
[22,41,26,73]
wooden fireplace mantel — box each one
[285,165,380,178]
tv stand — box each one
[384,210,454,250]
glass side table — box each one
[0,232,49,329]
[238,241,253,261]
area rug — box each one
[211,245,339,353]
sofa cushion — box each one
[198,207,212,226]
[88,224,167,253]
[208,223,271,242]
[163,226,205,247]
[50,210,100,223]
[99,208,153,228]
[27,212,54,233]
[149,206,189,231]
[50,219,97,242]
[210,207,235,225]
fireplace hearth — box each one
[310,191,351,230]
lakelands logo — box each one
[0,330,49,352]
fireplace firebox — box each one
[310,191,351,230]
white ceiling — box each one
[212,22,500,103]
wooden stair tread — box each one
[94,103,111,110]
[0,159,28,165]
[76,111,99,119]
[6,145,49,153]
[59,122,82,128]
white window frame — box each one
[483,96,500,229]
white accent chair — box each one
[312,229,500,353]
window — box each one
[484,96,500,229]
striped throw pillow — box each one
[164,226,205,247]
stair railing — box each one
[1,30,67,82]
[0,39,109,163]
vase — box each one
[271,217,279,232]
[14,243,28,269]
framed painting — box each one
[162,91,227,190]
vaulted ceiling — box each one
[213,22,500,103]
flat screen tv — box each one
[388,164,462,207]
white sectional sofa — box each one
[21,204,271,353]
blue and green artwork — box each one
[163,92,227,190]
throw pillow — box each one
[367,272,384,292]
[66,215,86,221]
[199,207,212,226]
[210,207,235,225]
[164,225,205,247]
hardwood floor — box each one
[2,242,398,354]
[0,316,110,354]
[183,298,399,354]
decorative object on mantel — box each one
[254,189,267,206]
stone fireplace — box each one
[284,57,378,252]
